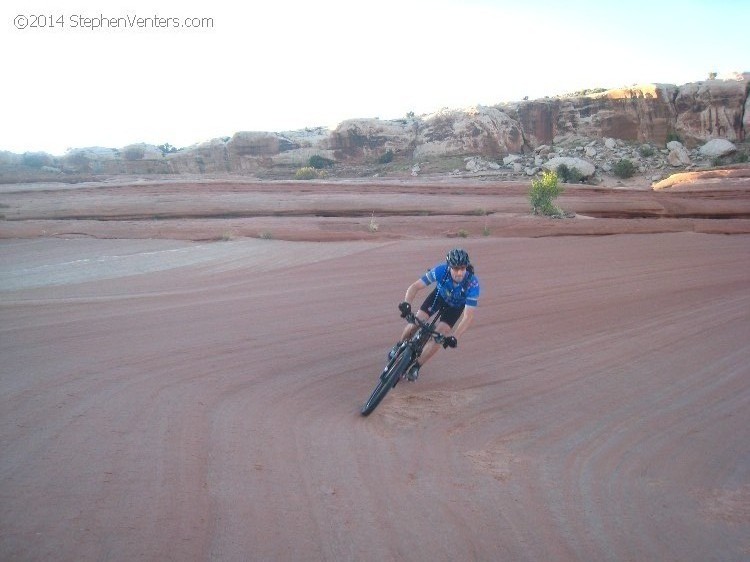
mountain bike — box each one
[360,308,447,416]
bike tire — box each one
[361,348,413,416]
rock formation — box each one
[1,75,747,183]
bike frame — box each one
[401,308,447,362]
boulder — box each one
[666,141,691,166]
[228,132,299,158]
[465,156,501,172]
[698,138,737,158]
[121,143,164,160]
[327,118,415,160]
[167,139,230,174]
[414,106,524,159]
[542,157,596,178]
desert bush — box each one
[733,152,748,163]
[377,149,394,164]
[294,166,325,180]
[368,212,379,233]
[556,163,584,183]
[308,155,334,169]
[613,159,636,178]
[568,167,584,183]
[665,131,682,144]
[638,144,655,157]
[529,170,564,216]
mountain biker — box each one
[391,248,480,381]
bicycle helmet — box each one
[446,248,470,267]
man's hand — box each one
[398,301,412,318]
[442,336,458,349]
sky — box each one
[2,0,748,155]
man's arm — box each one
[404,279,426,305]
[452,306,475,339]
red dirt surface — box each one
[1,175,749,560]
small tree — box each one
[157,143,178,154]
[530,170,565,216]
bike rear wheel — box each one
[360,347,413,416]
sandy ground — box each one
[1,174,749,560]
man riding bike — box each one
[391,248,481,381]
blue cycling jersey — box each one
[421,263,480,308]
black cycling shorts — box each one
[419,289,464,327]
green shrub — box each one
[638,144,655,157]
[308,155,334,169]
[733,152,748,163]
[377,149,394,164]
[569,167,584,183]
[556,163,570,181]
[556,163,584,183]
[665,131,682,144]
[613,159,636,179]
[529,170,565,216]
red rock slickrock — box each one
[1,175,749,560]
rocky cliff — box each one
[2,75,748,183]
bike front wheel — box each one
[360,348,413,416]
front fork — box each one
[381,339,417,380]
